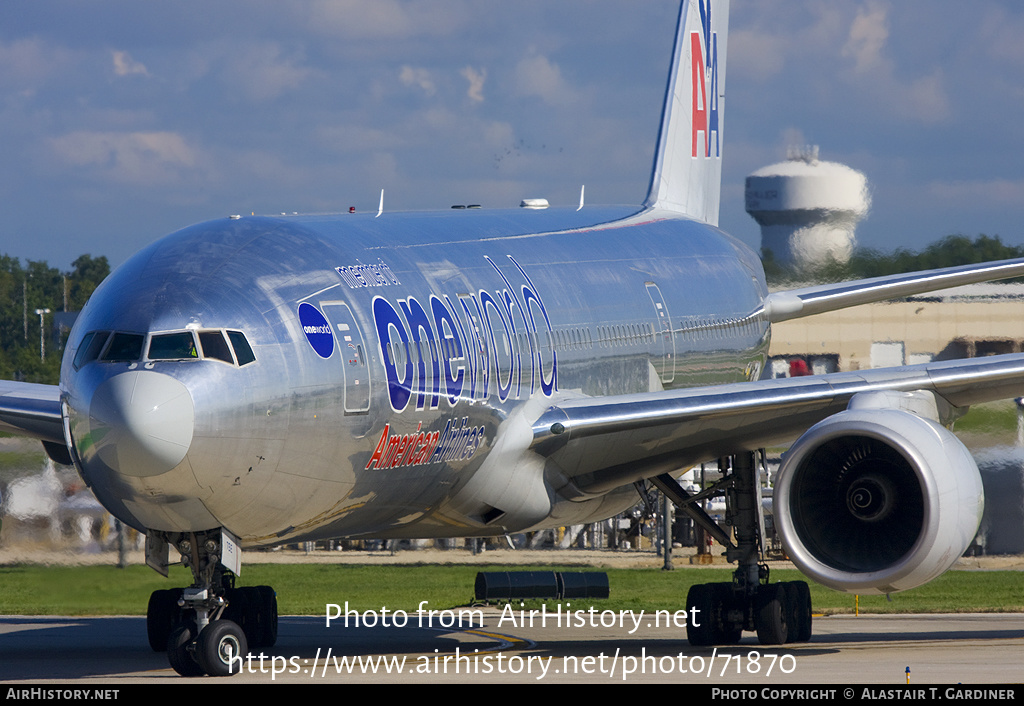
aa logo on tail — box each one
[691,0,720,159]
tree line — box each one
[763,234,1024,286]
[0,253,109,384]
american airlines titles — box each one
[370,255,557,413]
[365,417,484,470]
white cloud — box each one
[48,131,198,185]
[731,2,950,125]
[111,50,149,77]
[514,51,570,105]
[836,2,950,123]
[901,71,948,121]
[482,120,514,149]
[219,43,314,102]
[728,2,850,80]
[461,66,486,103]
[0,37,68,88]
[399,65,435,96]
[841,2,889,74]
[977,5,1024,68]
[305,0,474,40]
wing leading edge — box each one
[532,353,1024,494]
[764,256,1024,323]
[0,381,64,444]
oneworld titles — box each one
[335,259,400,289]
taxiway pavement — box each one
[2,611,1022,684]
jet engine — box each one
[774,405,983,595]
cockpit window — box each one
[149,332,199,360]
[101,333,145,362]
[198,330,234,364]
[74,328,255,367]
[73,331,110,370]
[227,331,256,366]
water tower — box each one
[745,146,870,270]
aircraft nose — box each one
[89,370,195,477]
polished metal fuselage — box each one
[61,205,769,547]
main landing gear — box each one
[145,529,278,676]
[652,451,813,646]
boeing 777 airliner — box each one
[5,0,1024,676]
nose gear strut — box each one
[145,528,277,676]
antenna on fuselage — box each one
[577,184,585,211]
[376,189,384,218]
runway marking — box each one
[460,628,535,653]
[301,624,534,671]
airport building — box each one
[767,283,1024,377]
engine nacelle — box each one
[774,407,983,595]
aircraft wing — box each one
[0,380,65,444]
[532,353,1024,494]
[765,257,1024,322]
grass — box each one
[0,450,48,486]
[0,563,1021,617]
[953,401,1019,438]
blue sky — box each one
[2,0,1023,269]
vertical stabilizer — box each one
[644,0,729,225]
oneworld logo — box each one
[298,302,335,359]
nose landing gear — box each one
[145,528,277,676]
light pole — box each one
[35,308,50,361]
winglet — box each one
[644,0,729,225]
